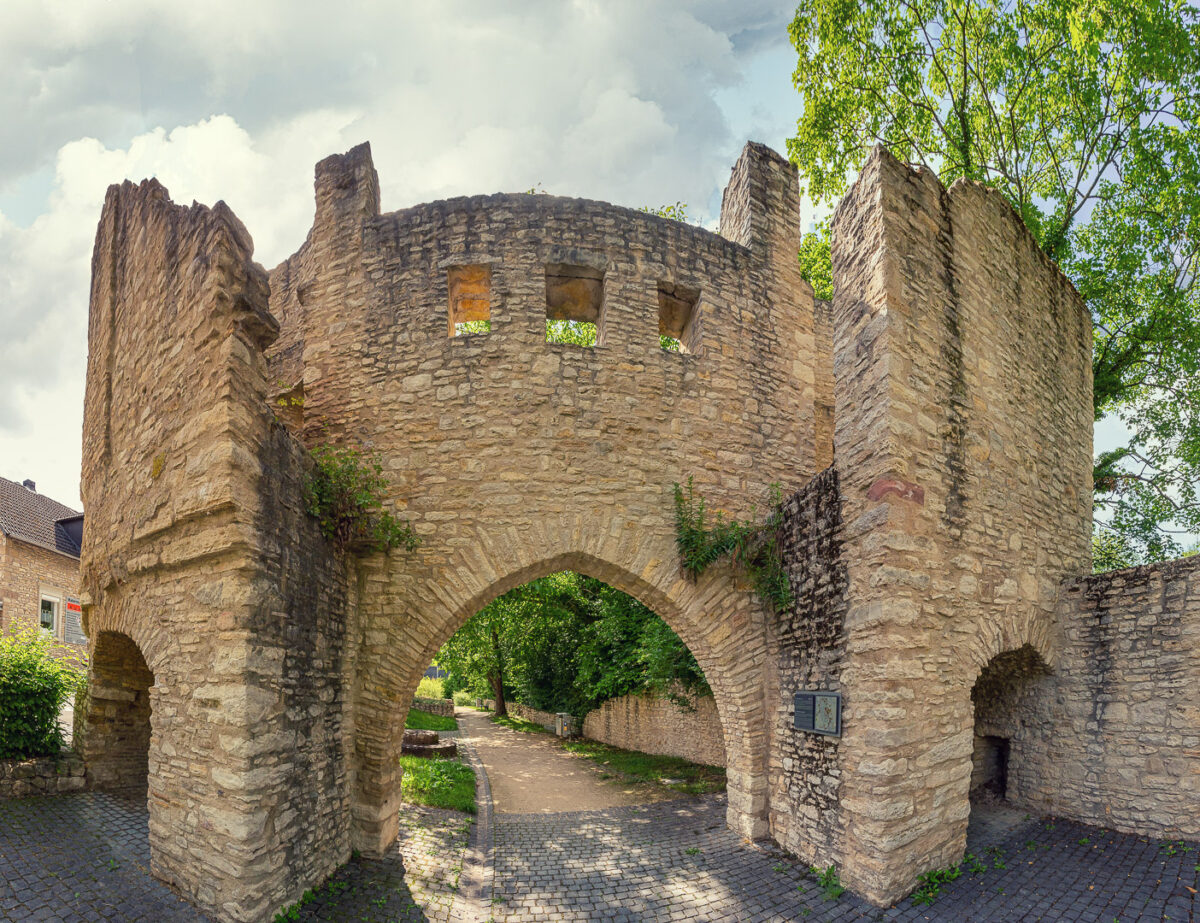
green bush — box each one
[451,690,475,706]
[415,676,444,699]
[0,627,85,760]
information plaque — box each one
[793,691,841,737]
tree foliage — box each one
[798,218,833,301]
[788,0,1200,561]
[435,571,710,719]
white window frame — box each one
[39,592,61,639]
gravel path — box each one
[456,707,678,814]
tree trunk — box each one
[489,671,507,717]
[489,624,507,716]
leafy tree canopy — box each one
[435,571,710,719]
[788,0,1200,562]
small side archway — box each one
[79,629,155,798]
[969,643,1053,808]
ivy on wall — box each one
[673,477,793,612]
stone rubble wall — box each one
[0,751,87,798]
[1008,556,1200,837]
[582,690,725,767]
[411,697,454,718]
[480,700,573,733]
[769,466,848,870]
[507,702,560,730]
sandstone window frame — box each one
[447,263,493,338]
[656,281,701,354]
[545,263,605,347]
[39,591,60,639]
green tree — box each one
[798,218,833,301]
[788,0,1200,561]
[1091,527,1138,572]
[435,572,710,719]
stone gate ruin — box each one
[76,141,1200,922]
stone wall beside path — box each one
[583,691,725,768]
[0,751,87,798]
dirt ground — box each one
[455,707,679,814]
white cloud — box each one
[0,1,799,507]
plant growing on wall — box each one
[673,477,793,612]
[304,443,420,553]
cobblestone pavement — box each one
[0,793,471,923]
[0,791,206,922]
[2,788,1196,921]
[490,795,1199,922]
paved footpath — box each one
[1,722,1196,921]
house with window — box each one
[0,476,86,653]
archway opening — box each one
[967,644,1051,836]
[81,630,154,799]
[406,570,727,815]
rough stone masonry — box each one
[75,140,1198,922]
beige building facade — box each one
[0,477,85,655]
[75,141,1198,923]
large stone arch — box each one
[348,517,773,854]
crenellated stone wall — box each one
[824,145,1095,902]
[79,180,354,921]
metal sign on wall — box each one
[794,691,841,737]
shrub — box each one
[0,627,85,759]
[415,676,444,699]
[452,690,475,706]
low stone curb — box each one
[453,729,496,922]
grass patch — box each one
[560,738,726,795]
[416,676,444,699]
[398,755,476,813]
[406,708,457,732]
[491,714,551,734]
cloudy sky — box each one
[0,0,812,507]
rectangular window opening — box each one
[39,596,58,634]
[657,282,700,354]
[546,263,604,346]
[448,264,491,337]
